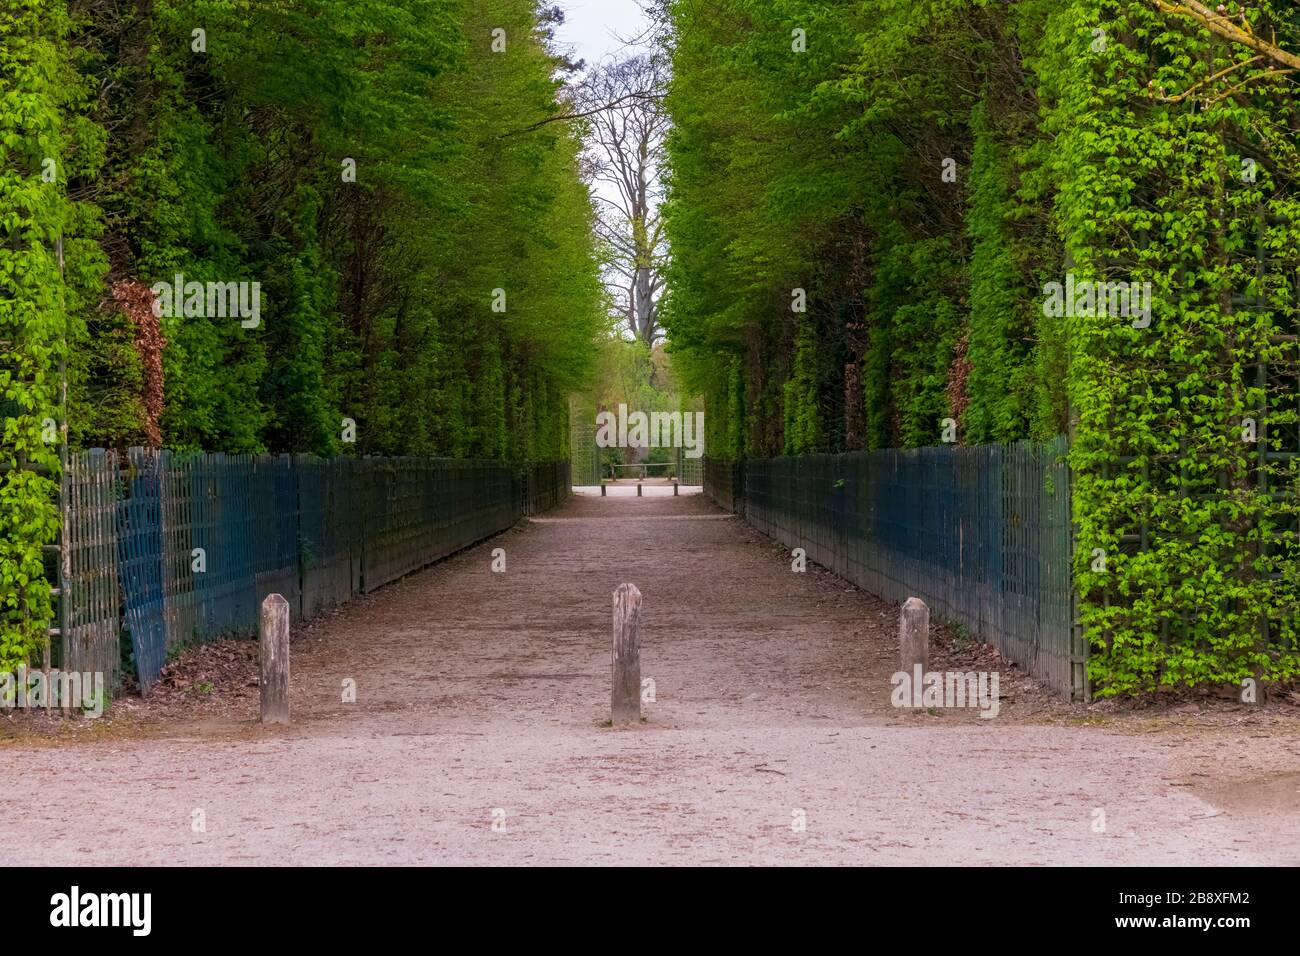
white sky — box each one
[554,0,651,71]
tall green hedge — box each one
[0,0,606,669]
[662,0,1300,694]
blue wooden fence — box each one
[705,440,1083,699]
[63,452,569,691]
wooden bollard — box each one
[260,593,291,725]
[899,597,929,691]
[636,483,642,497]
[611,584,642,727]
[601,482,606,496]
[672,481,679,496]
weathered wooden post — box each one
[611,584,642,727]
[601,481,607,497]
[672,480,679,496]
[260,593,290,725]
[636,482,642,497]
[899,596,929,687]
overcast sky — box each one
[554,0,651,71]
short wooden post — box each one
[636,482,642,497]
[260,593,290,725]
[899,596,929,680]
[601,482,606,497]
[612,584,642,727]
[672,480,679,496]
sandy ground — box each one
[2,488,1299,865]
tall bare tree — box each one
[580,54,669,345]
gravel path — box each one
[3,489,1298,865]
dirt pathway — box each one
[3,490,1299,865]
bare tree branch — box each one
[1151,1,1300,71]
[499,91,662,137]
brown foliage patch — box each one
[945,334,972,437]
[110,280,166,447]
